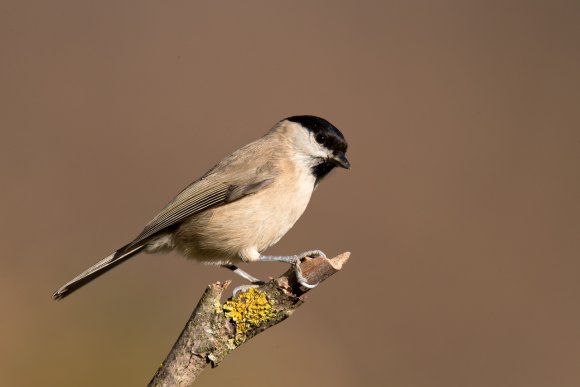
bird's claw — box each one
[294,258,321,289]
[298,250,326,260]
[232,284,261,297]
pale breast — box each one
[175,158,315,263]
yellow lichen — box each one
[223,288,275,345]
[213,300,223,314]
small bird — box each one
[52,115,349,300]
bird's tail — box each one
[52,244,146,300]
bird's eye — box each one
[315,134,326,144]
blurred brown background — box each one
[1,1,579,386]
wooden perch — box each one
[148,252,351,387]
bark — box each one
[148,252,351,387]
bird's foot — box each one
[296,250,327,260]
[232,250,327,291]
[232,283,261,297]
[293,250,326,288]
[293,262,316,288]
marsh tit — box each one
[52,115,349,300]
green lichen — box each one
[223,287,275,345]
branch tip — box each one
[328,251,351,270]
[149,252,350,386]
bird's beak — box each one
[332,152,351,169]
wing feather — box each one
[128,177,273,247]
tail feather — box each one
[52,244,145,300]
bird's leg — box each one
[257,250,326,289]
[222,263,264,284]
[222,264,266,296]
[257,249,326,263]
[225,250,327,295]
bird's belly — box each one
[175,180,313,263]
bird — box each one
[52,115,349,300]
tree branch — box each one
[148,252,351,387]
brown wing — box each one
[128,177,273,248]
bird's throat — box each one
[311,160,336,183]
